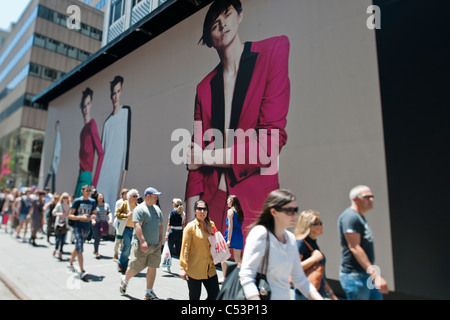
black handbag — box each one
[217,228,271,300]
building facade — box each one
[0,0,105,189]
[102,0,167,46]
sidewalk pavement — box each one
[0,227,223,300]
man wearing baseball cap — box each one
[120,187,163,300]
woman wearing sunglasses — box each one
[239,189,323,300]
[179,200,220,300]
[294,210,338,300]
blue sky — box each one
[0,0,32,30]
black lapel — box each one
[229,42,258,131]
[210,64,225,144]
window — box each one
[91,28,102,41]
[81,23,90,37]
[78,50,90,61]
[56,43,68,56]
[50,11,61,24]
[57,13,66,27]
[34,34,46,47]
[42,67,57,81]
[46,38,58,52]
[37,6,52,20]
[110,0,125,24]
[67,46,78,59]
[29,64,42,77]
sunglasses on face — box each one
[360,195,374,200]
[276,206,299,216]
[195,207,208,212]
[82,189,92,192]
[311,221,323,227]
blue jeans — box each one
[74,227,90,253]
[339,271,383,300]
[55,232,66,252]
[118,227,133,269]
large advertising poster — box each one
[39,0,393,287]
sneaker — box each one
[144,290,159,300]
[119,277,128,295]
[80,270,89,280]
[67,264,76,273]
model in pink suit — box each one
[185,0,290,238]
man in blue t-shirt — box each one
[337,185,388,300]
[68,184,97,279]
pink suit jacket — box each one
[186,35,290,233]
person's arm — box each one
[52,203,62,217]
[323,281,339,300]
[115,201,129,219]
[239,226,267,300]
[165,212,172,241]
[159,222,163,247]
[226,209,234,246]
[179,224,192,280]
[27,205,33,220]
[300,250,324,270]
[16,201,22,216]
[134,221,147,252]
[107,205,113,224]
[68,208,77,220]
[90,208,97,226]
[344,233,388,294]
[90,120,104,187]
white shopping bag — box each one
[116,218,127,236]
[208,228,231,264]
[160,242,172,268]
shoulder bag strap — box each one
[303,239,314,252]
[259,228,270,275]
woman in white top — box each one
[52,192,71,259]
[239,189,323,300]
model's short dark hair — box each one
[199,0,243,48]
[80,87,93,110]
[110,75,124,94]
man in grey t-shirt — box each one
[120,187,163,300]
[337,185,388,300]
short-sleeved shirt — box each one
[132,203,163,245]
[95,203,111,222]
[338,207,375,273]
[71,197,97,231]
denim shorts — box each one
[74,227,90,253]
[339,271,383,300]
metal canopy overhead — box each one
[33,0,212,105]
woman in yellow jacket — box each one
[116,188,139,272]
[179,200,219,300]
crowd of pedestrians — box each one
[0,182,387,300]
